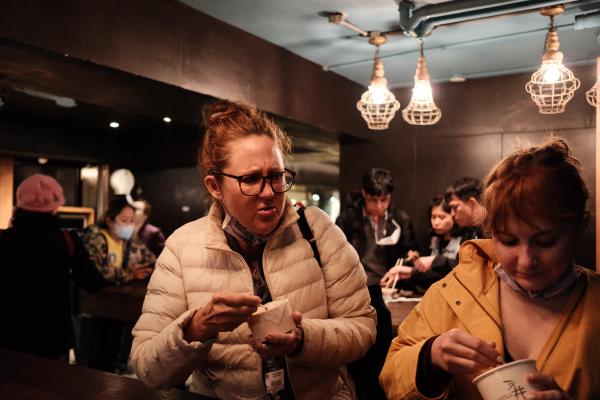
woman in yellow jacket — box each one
[380,137,599,400]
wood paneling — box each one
[0,157,14,228]
[0,0,373,140]
[596,58,600,272]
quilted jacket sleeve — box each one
[290,207,377,368]
[130,232,211,389]
[379,284,450,400]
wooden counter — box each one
[77,280,148,322]
[0,348,213,400]
[387,300,419,333]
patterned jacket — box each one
[82,224,156,282]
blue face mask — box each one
[114,223,135,240]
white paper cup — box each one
[381,287,398,302]
[473,359,539,400]
[248,299,295,342]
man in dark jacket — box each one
[336,168,417,400]
[0,174,105,360]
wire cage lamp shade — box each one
[402,43,442,125]
[586,81,599,107]
[525,7,580,114]
[357,45,400,130]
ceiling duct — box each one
[574,10,600,29]
[398,0,584,37]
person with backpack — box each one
[0,174,105,360]
[336,168,418,400]
[130,100,376,400]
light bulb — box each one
[543,63,561,83]
[80,166,98,180]
[412,80,433,102]
[369,86,386,104]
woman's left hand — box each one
[413,255,435,273]
[406,250,420,262]
[526,373,571,399]
[252,311,304,358]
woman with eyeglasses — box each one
[131,100,376,400]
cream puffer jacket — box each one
[131,202,377,400]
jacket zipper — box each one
[262,235,300,400]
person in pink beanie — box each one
[0,174,105,360]
[16,173,66,213]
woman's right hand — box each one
[184,292,261,343]
[380,265,412,286]
[431,328,502,375]
[130,264,153,280]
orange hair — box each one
[483,137,589,234]
[198,100,292,177]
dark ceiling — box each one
[0,38,340,172]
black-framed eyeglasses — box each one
[210,168,296,196]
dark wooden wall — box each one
[0,0,371,141]
[132,167,207,237]
[340,64,597,267]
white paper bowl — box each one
[248,299,295,342]
[473,359,539,400]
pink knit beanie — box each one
[16,174,65,212]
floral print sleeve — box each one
[82,225,113,281]
[82,225,156,283]
[125,239,156,282]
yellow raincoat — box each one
[380,239,600,400]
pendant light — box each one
[525,5,580,114]
[356,35,400,130]
[402,41,442,125]
[586,56,600,107]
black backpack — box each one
[296,206,321,267]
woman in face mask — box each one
[81,195,156,373]
[130,100,376,400]
[83,195,155,283]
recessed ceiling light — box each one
[163,116,172,123]
[109,121,120,128]
[37,156,48,165]
[449,74,466,83]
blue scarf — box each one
[221,209,272,247]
